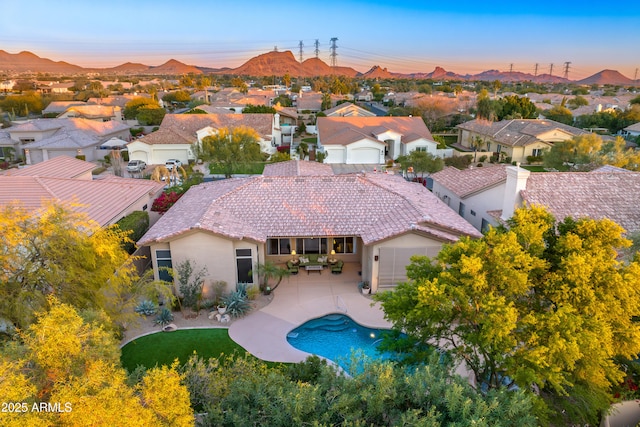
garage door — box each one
[378,246,441,288]
[350,147,380,164]
[156,149,187,164]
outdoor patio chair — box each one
[331,260,344,274]
[287,260,299,275]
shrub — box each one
[444,155,472,170]
[75,154,86,161]
[526,155,543,164]
[479,155,488,162]
[103,154,112,164]
[91,166,106,175]
[154,308,174,326]
[151,191,183,214]
[115,211,150,253]
[135,300,157,316]
[220,291,252,318]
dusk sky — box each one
[2,0,639,80]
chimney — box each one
[501,164,530,220]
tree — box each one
[567,95,589,109]
[544,105,573,125]
[0,298,194,427]
[162,90,191,104]
[123,97,161,120]
[173,259,208,314]
[499,95,538,120]
[252,261,290,293]
[321,92,332,110]
[542,133,640,171]
[195,126,263,178]
[396,150,444,178]
[375,206,640,424]
[0,202,173,332]
[242,104,276,114]
[136,107,166,126]
[492,79,502,98]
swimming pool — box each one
[286,313,396,370]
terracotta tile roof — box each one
[431,165,509,198]
[61,105,120,119]
[318,116,434,146]
[9,118,130,149]
[457,119,590,147]
[42,101,88,114]
[521,171,640,233]
[155,113,274,141]
[262,160,334,176]
[0,175,164,227]
[323,102,376,117]
[138,172,481,246]
[135,127,193,145]
[2,156,96,178]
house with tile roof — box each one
[317,116,439,164]
[431,163,640,235]
[5,118,131,165]
[323,102,376,118]
[57,104,123,122]
[623,122,640,139]
[137,161,481,294]
[456,118,591,164]
[127,113,281,165]
[0,156,164,228]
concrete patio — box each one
[228,262,392,363]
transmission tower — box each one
[314,39,320,58]
[563,61,571,80]
[509,63,514,73]
[534,63,539,76]
[549,63,554,76]
[298,40,304,63]
[330,37,338,68]
[635,68,638,81]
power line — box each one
[330,37,338,68]
[563,61,571,80]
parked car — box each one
[126,160,146,172]
[165,159,182,170]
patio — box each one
[228,262,392,363]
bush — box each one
[151,191,183,214]
[135,300,158,316]
[154,308,174,326]
[75,154,86,161]
[526,155,543,164]
[115,211,150,253]
[220,291,252,318]
[444,155,472,170]
[479,155,488,162]
[91,166,106,175]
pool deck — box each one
[228,262,392,363]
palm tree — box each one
[253,261,291,293]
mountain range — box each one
[0,49,637,86]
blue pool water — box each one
[286,313,396,370]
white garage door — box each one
[350,147,380,164]
[156,149,187,164]
[378,246,441,288]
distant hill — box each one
[0,49,637,86]
[0,50,84,74]
[577,69,636,86]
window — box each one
[470,209,476,216]
[19,138,35,144]
[496,144,502,153]
[236,248,253,283]
[156,250,172,282]
[458,202,466,217]
[295,238,328,254]
[486,142,491,151]
[267,238,291,255]
[532,148,542,157]
[481,218,491,233]
[332,237,356,254]
[415,146,427,152]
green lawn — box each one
[121,329,246,371]
[208,162,266,175]
[302,137,318,144]
[521,165,546,172]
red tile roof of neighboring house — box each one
[521,171,640,233]
[138,172,481,246]
[457,118,590,147]
[263,160,334,176]
[0,175,164,227]
[318,116,434,146]
[431,165,509,198]
[2,155,96,179]
[153,113,274,142]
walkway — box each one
[228,262,392,363]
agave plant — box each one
[134,300,158,316]
[154,308,174,327]
[220,291,252,318]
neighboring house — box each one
[57,105,123,122]
[127,113,280,165]
[356,91,373,102]
[622,122,640,139]
[5,118,131,164]
[138,161,481,294]
[456,118,591,164]
[323,102,376,118]
[431,165,509,232]
[295,92,323,113]
[317,116,440,164]
[432,163,640,235]
[42,101,88,117]
[0,156,164,228]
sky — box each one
[1,0,639,80]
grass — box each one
[302,137,318,144]
[121,329,246,371]
[521,165,546,172]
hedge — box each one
[115,211,150,253]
